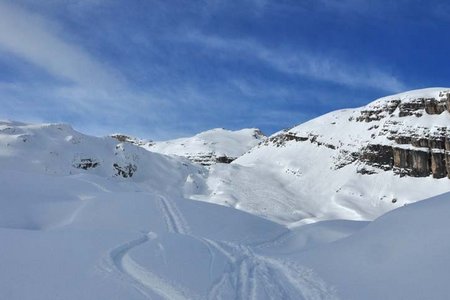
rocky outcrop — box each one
[73,158,99,170]
[264,131,308,147]
[362,134,450,179]
[216,156,235,164]
[357,99,401,122]
[425,98,447,114]
[392,147,430,177]
[446,152,450,178]
[431,151,447,178]
[398,99,425,117]
[265,131,336,150]
[113,163,137,178]
[355,91,450,179]
[357,92,450,123]
[446,137,450,151]
[186,153,236,166]
[111,134,154,147]
[447,93,450,111]
[360,144,393,170]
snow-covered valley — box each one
[2,88,450,299]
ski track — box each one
[105,194,338,300]
[206,229,324,299]
[157,196,191,235]
[107,232,192,300]
[202,238,338,299]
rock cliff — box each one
[241,88,450,181]
[359,91,450,178]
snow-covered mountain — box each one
[138,128,265,165]
[2,87,450,299]
[0,120,199,185]
[0,119,338,299]
[191,88,450,226]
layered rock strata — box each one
[360,91,450,178]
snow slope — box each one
[3,159,447,299]
[0,120,338,299]
[190,88,450,226]
[144,128,266,165]
[278,191,450,300]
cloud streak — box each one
[185,32,405,92]
[0,1,159,137]
[0,1,125,90]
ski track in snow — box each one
[203,239,338,300]
[157,196,191,235]
[107,232,191,300]
[105,194,338,300]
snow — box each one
[0,170,338,299]
[188,88,450,226]
[2,88,450,299]
[366,87,448,106]
[0,120,337,299]
[145,128,265,163]
[280,192,450,300]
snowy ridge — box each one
[144,128,266,165]
[0,120,200,187]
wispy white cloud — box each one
[186,32,405,92]
[0,1,125,91]
[0,1,165,136]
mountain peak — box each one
[144,127,266,165]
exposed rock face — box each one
[447,93,450,112]
[358,91,450,179]
[72,158,99,170]
[357,92,450,121]
[360,144,393,170]
[431,151,447,178]
[446,153,450,179]
[111,134,154,147]
[445,136,450,150]
[363,126,450,178]
[113,163,137,178]
[392,148,430,177]
[362,131,450,178]
[357,99,401,122]
[425,98,447,114]
[216,155,235,164]
[186,153,236,166]
[260,89,450,180]
[397,99,424,117]
[262,131,308,147]
[265,131,335,150]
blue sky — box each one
[0,0,449,139]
